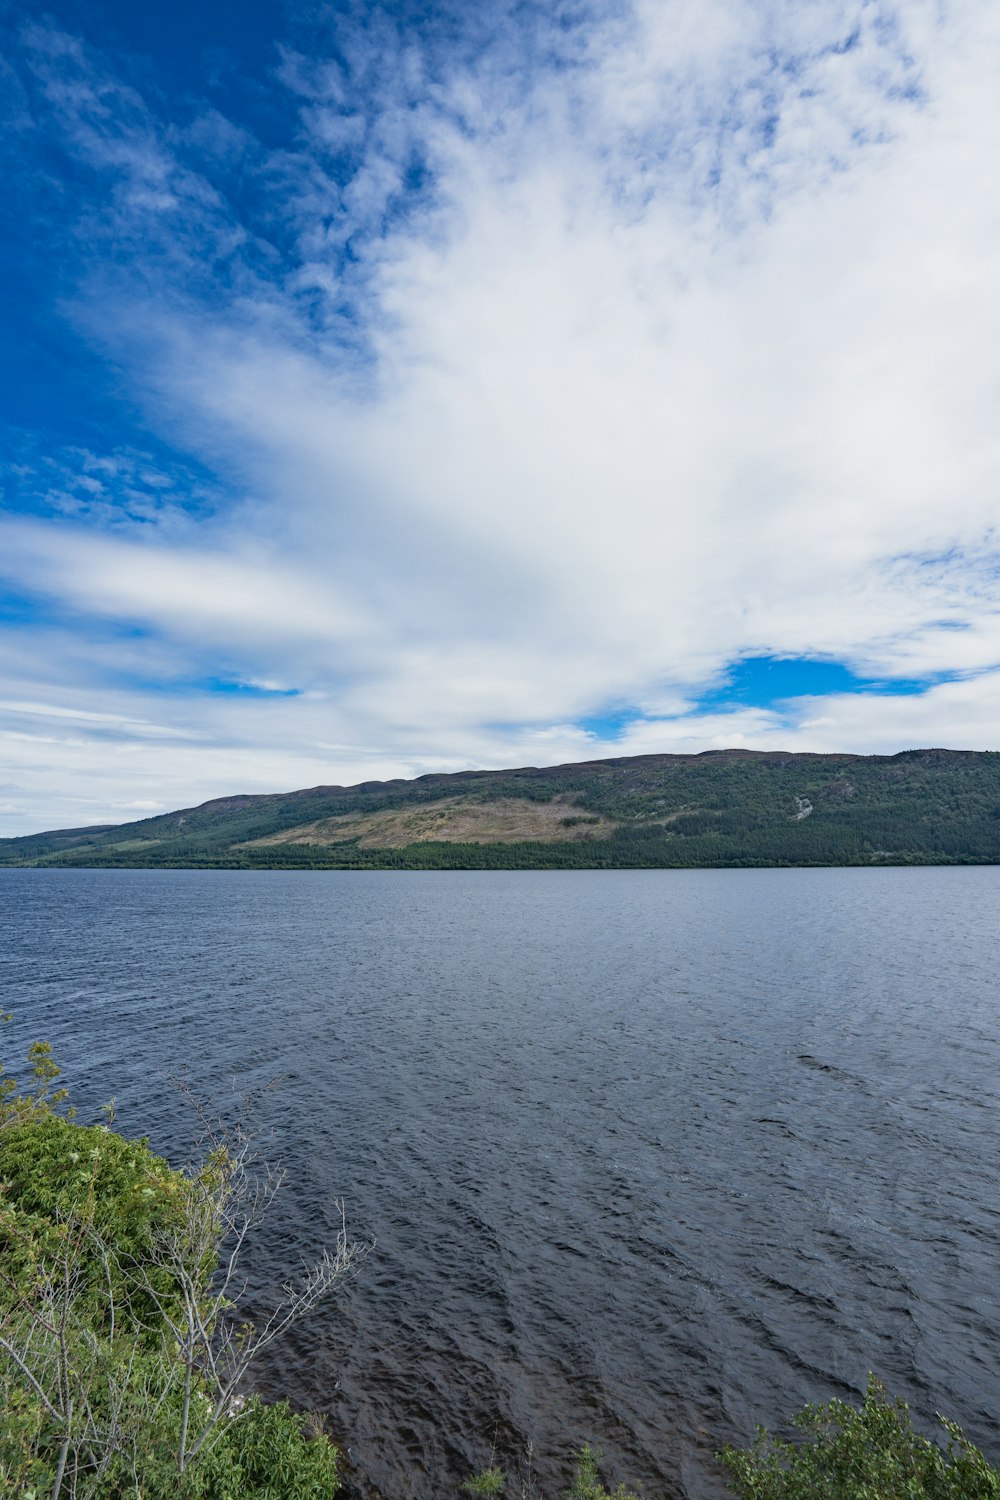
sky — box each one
[1,0,999,835]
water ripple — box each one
[2,866,999,1499]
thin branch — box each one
[0,1331,64,1419]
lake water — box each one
[2,867,999,1497]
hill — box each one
[3,748,1000,869]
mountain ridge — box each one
[3,746,1000,869]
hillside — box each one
[3,748,1000,869]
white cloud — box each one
[0,519,370,654]
[0,698,198,739]
[613,670,1000,759]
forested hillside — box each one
[3,748,1000,869]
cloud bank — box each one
[2,0,999,833]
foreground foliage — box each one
[0,1025,356,1498]
[464,1444,641,1500]
[469,1389,1000,1500]
[5,1025,999,1498]
[719,1376,1000,1499]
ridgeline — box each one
[3,748,1000,870]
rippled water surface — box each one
[3,867,999,1497]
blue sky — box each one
[2,0,1000,834]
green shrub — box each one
[464,1445,641,1500]
[0,1020,72,1124]
[0,1114,188,1270]
[198,1398,339,1500]
[566,1445,641,1500]
[463,1467,506,1496]
[719,1375,1000,1499]
[0,1027,346,1499]
[76,1393,339,1500]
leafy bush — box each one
[719,1375,1000,1499]
[566,1445,641,1500]
[0,1024,352,1499]
[467,1388,1000,1500]
[0,1113,191,1305]
[464,1444,641,1500]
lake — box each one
[2,866,999,1497]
